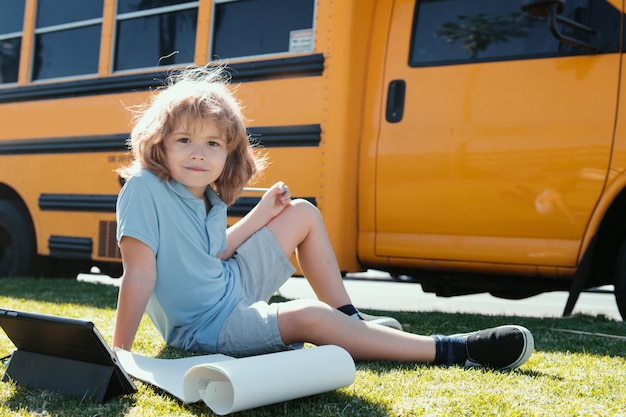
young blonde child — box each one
[113,66,534,370]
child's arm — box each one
[218,182,291,260]
[112,236,157,351]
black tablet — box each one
[0,308,137,402]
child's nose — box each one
[190,145,206,160]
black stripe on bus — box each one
[0,54,325,104]
[39,194,118,212]
[0,134,129,154]
[248,124,321,147]
[0,125,320,155]
[38,194,316,215]
[48,235,93,260]
[228,196,317,217]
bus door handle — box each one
[386,79,406,123]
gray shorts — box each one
[217,226,297,356]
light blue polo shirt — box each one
[116,169,241,352]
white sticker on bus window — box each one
[289,29,314,53]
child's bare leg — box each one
[266,199,352,308]
[277,299,535,369]
[268,201,535,369]
[277,299,436,362]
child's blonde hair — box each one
[118,66,266,205]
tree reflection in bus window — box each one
[114,1,198,71]
[410,0,620,67]
[0,0,25,84]
[32,0,103,81]
[211,0,315,60]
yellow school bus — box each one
[2,0,626,319]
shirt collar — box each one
[165,178,226,210]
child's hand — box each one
[258,182,291,219]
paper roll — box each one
[114,348,232,401]
[182,345,355,415]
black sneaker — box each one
[454,325,534,370]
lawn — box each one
[1,277,625,416]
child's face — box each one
[164,116,228,199]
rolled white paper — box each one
[182,345,355,415]
[115,348,232,400]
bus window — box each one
[32,0,103,81]
[113,0,198,71]
[0,0,25,84]
[410,0,620,67]
[211,0,315,60]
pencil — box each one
[242,187,270,193]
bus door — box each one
[374,0,622,268]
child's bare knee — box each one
[277,299,332,342]
[290,199,322,223]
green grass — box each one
[1,277,625,416]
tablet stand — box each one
[3,350,119,403]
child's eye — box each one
[208,140,221,147]
[178,137,191,143]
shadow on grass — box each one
[516,368,564,381]
[0,277,118,309]
[358,358,565,378]
[4,383,377,417]
[158,384,388,417]
[1,381,137,417]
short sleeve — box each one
[116,175,160,255]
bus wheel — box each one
[614,240,626,321]
[0,200,36,278]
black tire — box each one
[614,240,626,321]
[0,199,36,277]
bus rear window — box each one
[0,0,25,84]
[211,0,315,60]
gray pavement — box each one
[78,268,622,321]
[277,271,622,321]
